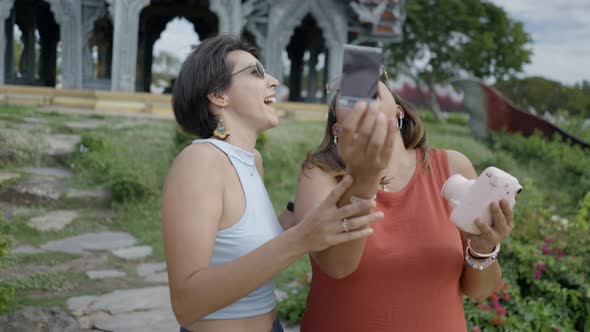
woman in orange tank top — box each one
[293,79,516,332]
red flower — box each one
[490,294,499,301]
[495,306,507,316]
[544,237,554,244]
[535,263,547,271]
[541,245,551,255]
[479,303,491,310]
[491,316,501,326]
[500,282,509,290]
[502,293,511,301]
[472,327,481,332]
[534,270,543,279]
[553,247,564,258]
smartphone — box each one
[338,44,382,107]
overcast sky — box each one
[154,0,590,86]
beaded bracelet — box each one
[465,240,500,271]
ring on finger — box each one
[341,219,350,232]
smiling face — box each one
[222,50,280,133]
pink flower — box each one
[502,293,511,301]
[535,263,547,271]
[472,327,481,332]
[479,303,491,310]
[544,237,554,244]
[553,248,564,258]
[541,245,551,255]
[534,270,543,279]
[495,306,507,316]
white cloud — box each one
[489,0,590,84]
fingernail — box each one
[376,212,384,218]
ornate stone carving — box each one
[241,0,271,46]
[110,0,150,91]
[46,0,84,89]
[0,0,16,85]
[265,0,347,84]
[209,0,241,34]
[348,0,405,44]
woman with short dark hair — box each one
[161,34,384,332]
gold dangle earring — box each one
[213,109,230,139]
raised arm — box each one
[293,101,395,279]
[162,145,381,326]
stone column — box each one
[209,0,241,34]
[306,48,319,102]
[4,8,14,83]
[21,17,36,84]
[0,0,14,85]
[47,0,84,89]
[109,0,150,91]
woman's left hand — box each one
[470,199,514,253]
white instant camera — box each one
[441,166,523,234]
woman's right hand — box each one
[292,175,384,252]
[337,100,396,180]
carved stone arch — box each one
[46,0,84,89]
[264,0,346,84]
[81,1,111,87]
[0,0,16,85]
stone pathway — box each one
[0,110,302,332]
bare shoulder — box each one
[445,149,477,179]
[163,143,229,208]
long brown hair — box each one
[302,93,430,180]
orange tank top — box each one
[301,149,467,332]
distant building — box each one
[0,0,405,101]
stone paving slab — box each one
[46,134,81,157]
[22,167,73,178]
[64,120,106,130]
[28,210,79,232]
[0,307,80,332]
[136,262,166,277]
[0,178,66,204]
[87,270,127,280]
[93,308,177,332]
[41,232,137,254]
[112,245,152,260]
[65,188,111,203]
[11,245,44,255]
[144,272,168,283]
[0,171,19,184]
[68,286,170,315]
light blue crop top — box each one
[193,139,284,320]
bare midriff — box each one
[184,309,276,332]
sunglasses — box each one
[231,62,266,79]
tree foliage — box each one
[495,77,590,118]
[385,0,532,119]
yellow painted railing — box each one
[0,85,328,120]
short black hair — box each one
[172,34,259,138]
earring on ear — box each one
[213,109,230,139]
[397,106,404,129]
[332,124,342,146]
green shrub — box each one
[71,124,174,203]
[0,228,15,313]
[445,112,469,126]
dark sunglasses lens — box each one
[255,63,265,79]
